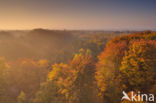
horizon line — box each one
[0,28,156,31]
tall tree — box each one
[65,49,96,103]
[119,40,156,92]
[95,41,128,103]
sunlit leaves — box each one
[120,40,156,91]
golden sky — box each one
[0,0,156,30]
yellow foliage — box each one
[38,59,49,67]
[48,63,69,81]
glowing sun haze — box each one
[0,0,156,30]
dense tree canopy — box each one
[0,31,156,103]
[96,31,156,103]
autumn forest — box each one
[0,29,156,103]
